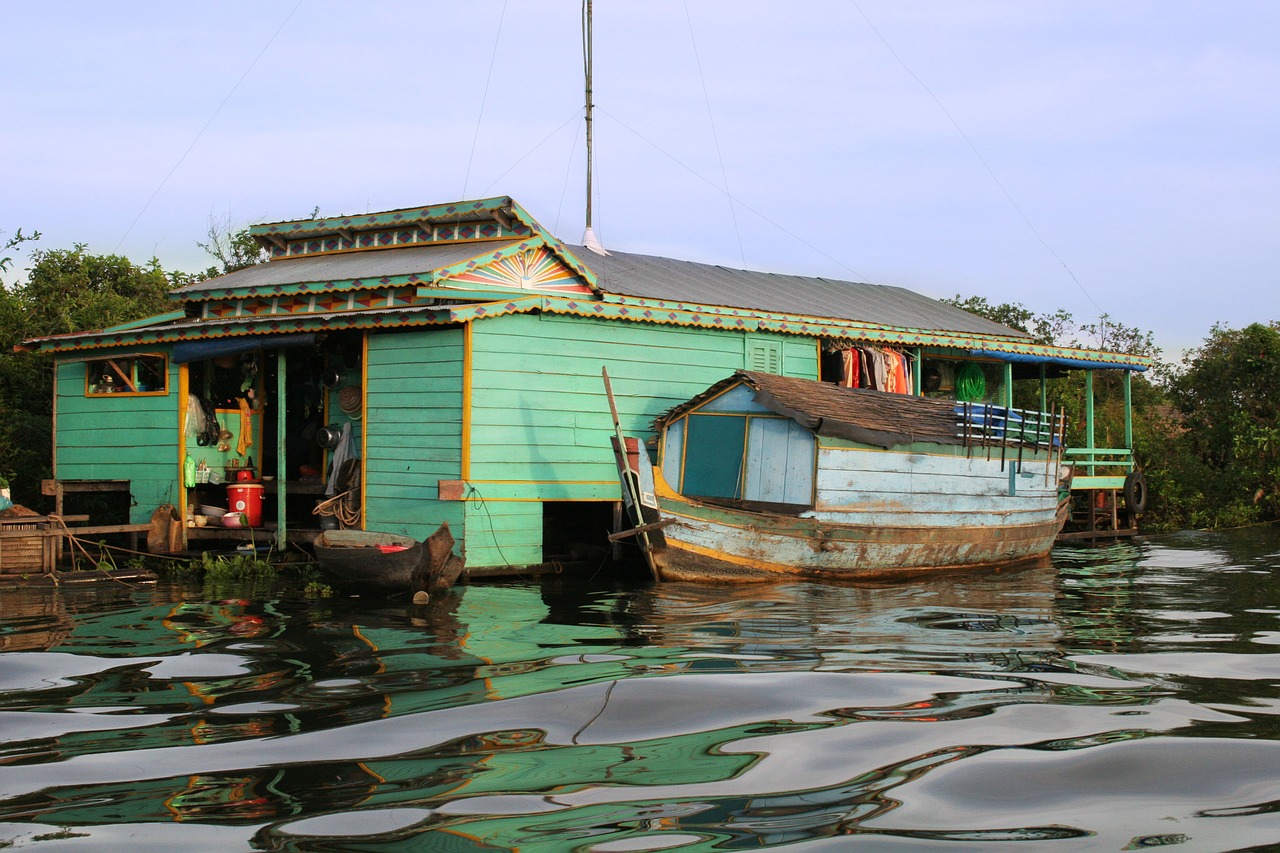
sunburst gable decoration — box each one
[446,246,592,294]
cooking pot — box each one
[316,424,344,449]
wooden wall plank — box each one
[463,500,541,567]
[363,329,466,542]
[53,357,182,524]
[468,313,822,512]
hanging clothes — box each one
[236,398,254,456]
[326,423,353,497]
[859,347,887,391]
[889,350,909,395]
[826,341,915,394]
[839,348,861,388]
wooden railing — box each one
[1063,447,1134,491]
[954,403,1065,453]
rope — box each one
[312,490,361,528]
[48,517,142,588]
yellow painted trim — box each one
[319,362,330,483]
[82,352,170,397]
[177,363,189,549]
[680,412,691,489]
[665,536,798,574]
[464,479,617,485]
[360,332,369,530]
[810,425,820,506]
[687,381,743,413]
[653,465,681,499]
[357,762,387,785]
[455,496,607,503]
[462,321,473,480]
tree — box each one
[0,245,174,508]
[944,295,1035,338]
[0,227,41,274]
[1167,322,1280,525]
[194,214,270,278]
[945,295,1191,526]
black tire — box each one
[1124,471,1149,515]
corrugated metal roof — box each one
[169,241,524,296]
[19,302,468,350]
[170,229,1026,340]
[566,245,1028,339]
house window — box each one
[85,354,168,396]
[745,335,782,374]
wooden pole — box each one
[602,367,658,580]
[276,349,287,550]
[583,0,595,231]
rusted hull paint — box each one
[650,492,1070,584]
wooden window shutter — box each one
[745,336,783,374]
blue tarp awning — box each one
[172,333,317,364]
[969,349,1147,372]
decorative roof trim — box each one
[536,296,1152,369]
[174,271,438,303]
[250,196,521,240]
[25,292,1151,370]
[428,236,599,295]
[19,306,468,354]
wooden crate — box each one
[0,518,53,574]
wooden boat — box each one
[314,523,463,595]
[609,370,1070,583]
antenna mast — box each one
[581,0,607,254]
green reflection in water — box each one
[2,529,1280,850]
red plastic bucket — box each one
[226,483,264,527]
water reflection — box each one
[0,529,1278,849]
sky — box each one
[3,1,1278,361]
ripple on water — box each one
[0,534,1279,850]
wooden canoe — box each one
[314,523,463,595]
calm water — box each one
[3,530,1280,852]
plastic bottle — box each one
[184,454,197,488]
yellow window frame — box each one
[85,353,169,397]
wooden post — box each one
[1085,369,1096,454]
[1123,370,1133,454]
[1039,364,1047,418]
[276,348,287,550]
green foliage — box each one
[189,215,270,281]
[0,227,40,273]
[197,550,277,580]
[0,244,175,509]
[947,296,1280,529]
[944,295,1036,338]
[304,578,334,597]
[1164,322,1280,526]
[162,550,279,598]
[945,296,1167,456]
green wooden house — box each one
[21,197,1152,570]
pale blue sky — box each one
[4,1,1277,359]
